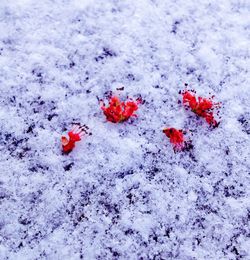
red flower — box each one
[61,124,89,154]
[163,128,186,152]
[101,95,141,123]
[181,90,221,127]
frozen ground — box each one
[0,0,250,259]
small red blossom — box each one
[181,90,221,127]
[100,95,142,123]
[163,127,186,152]
[61,124,89,154]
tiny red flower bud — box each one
[61,124,89,154]
[181,89,221,127]
[101,95,141,123]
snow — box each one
[0,0,250,259]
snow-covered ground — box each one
[0,0,250,259]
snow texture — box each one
[0,0,250,259]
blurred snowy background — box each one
[0,0,249,259]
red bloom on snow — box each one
[100,95,142,123]
[181,90,221,127]
[163,128,186,152]
[61,124,89,154]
